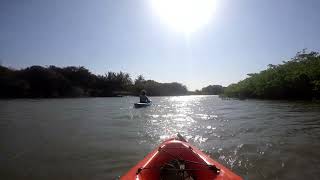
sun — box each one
[150,0,216,34]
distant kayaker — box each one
[140,90,151,103]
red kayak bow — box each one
[121,134,243,180]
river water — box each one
[1,96,320,179]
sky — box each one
[0,0,320,90]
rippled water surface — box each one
[1,96,320,179]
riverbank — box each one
[2,50,319,100]
[223,51,320,100]
[0,65,226,98]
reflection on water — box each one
[1,96,320,180]
[141,96,212,145]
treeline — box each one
[224,50,320,100]
[2,50,318,100]
[0,65,187,98]
[195,85,225,95]
[134,75,187,96]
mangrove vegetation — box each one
[0,65,187,98]
[1,50,319,100]
[224,50,320,100]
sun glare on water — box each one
[151,0,217,34]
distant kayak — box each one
[134,102,152,108]
[120,134,243,180]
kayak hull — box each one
[120,135,243,180]
[134,102,152,108]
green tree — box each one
[224,50,320,100]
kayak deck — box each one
[121,135,242,180]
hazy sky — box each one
[1,0,320,90]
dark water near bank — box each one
[1,96,320,179]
